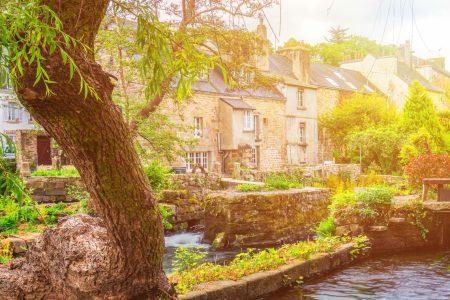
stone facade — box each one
[160,92,287,175]
[203,188,331,249]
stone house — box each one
[340,43,447,111]
[161,67,287,174]
[309,63,381,162]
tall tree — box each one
[0,0,274,298]
[325,26,349,44]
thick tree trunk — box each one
[0,0,172,298]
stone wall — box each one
[159,190,204,231]
[204,188,330,249]
[169,173,222,193]
[252,163,361,182]
[25,177,84,203]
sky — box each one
[246,0,450,68]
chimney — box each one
[255,14,270,72]
[396,40,413,67]
[277,45,310,84]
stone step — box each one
[1,233,40,255]
[388,217,406,224]
[368,225,388,232]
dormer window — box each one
[232,68,255,85]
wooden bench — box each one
[422,178,450,202]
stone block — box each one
[369,225,388,232]
[309,253,331,277]
[178,290,208,300]
[242,269,283,299]
[200,280,246,300]
[277,259,310,284]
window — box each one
[297,89,305,109]
[193,117,203,137]
[243,110,254,131]
[5,103,19,122]
[299,123,306,144]
[186,152,209,171]
[198,69,209,81]
[232,68,254,85]
[250,147,257,164]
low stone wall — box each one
[25,176,84,203]
[253,163,361,182]
[334,198,442,255]
[204,188,331,249]
[359,174,406,186]
[169,173,222,193]
[159,190,204,231]
[179,243,356,300]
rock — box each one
[369,225,388,232]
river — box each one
[264,250,450,299]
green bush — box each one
[173,246,207,273]
[144,160,173,193]
[159,204,173,230]
[236,184,264,192]
[31,167,79,177]
[315,216,336,238]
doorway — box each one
[37,135,52,165]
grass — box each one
[169,235,368,294]
[31,167,79,177]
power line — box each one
[411,0,440,56]
[261,8,280,48]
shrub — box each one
[236,184,264,192]
[31,167,79,177]
[144,160,173,193]
[405,153,450,189]
[159,204,173,230]
[264,173,302,190]
[173,246,207,273]
[359,171,383,187]
[315,216,336,238]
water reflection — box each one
[264,250,450,299]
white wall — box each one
[0,89,37,132]
[283,84,319,165]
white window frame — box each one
[297,89,305,109]
[250,147,257,164]
[6,103,19,122]
[186,152,209,171]
[243,110,255,131]
[193,117,203,137]
[299,122,306,144]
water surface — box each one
[265,250,450,300]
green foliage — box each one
[330,186,394,225]
[31,167,79,177]
[170,236,368,294]
[236,173,303,192]
[405,153,450,189]
[312,35,396,66]
[0,0,97,98]
[66,184,90,214]
[143,160,173,193]
[315,216,336,238]
[236,184,264,192]
[159,204,173,230]
[173,246,207,273]
[346,125,404,174]
[319,93,397,164]
[0,241,12,265]
[400,81,446,162]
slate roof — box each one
[220,97,255,110]
[191,67,284,100]
[396,62,444,93]
[268,54,297,79]
[309,64,379,93]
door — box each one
[37,135,52,165]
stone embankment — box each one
[25,177,83,203]
[204,188,330,249]
[179,243,357,300]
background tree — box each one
[325,26,349,43]
[399,81,447,164]
[0,0,274,298]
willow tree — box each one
[0,0,274,298]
